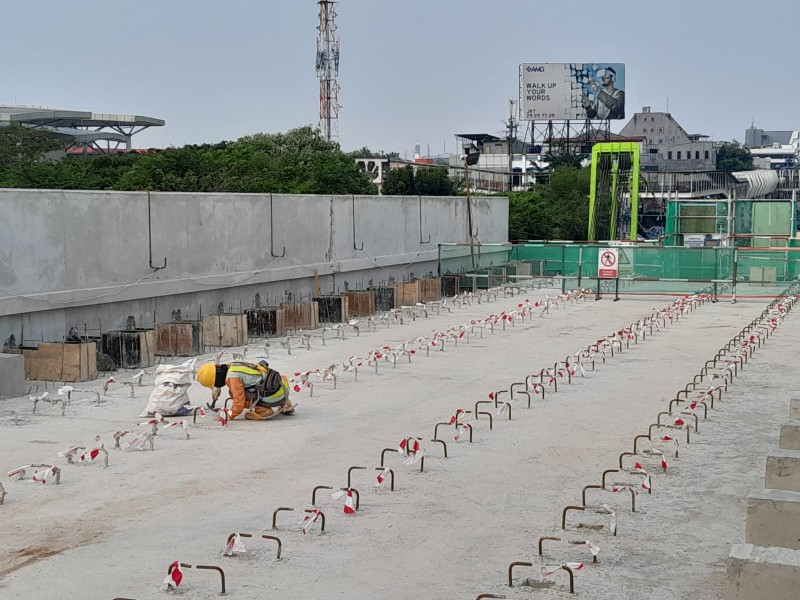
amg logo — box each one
[526,66,545,72]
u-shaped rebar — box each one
[347,466,367,488]
[195,565,226,595]
[261,534,282,559]
[508,561,534,587]
[561,505,585,529]
[380,448,398,467]
[430,439,447,458]
[312,485,333,506]
[374,467,395,491]
[537,535,561,556]
[272,507,294,530]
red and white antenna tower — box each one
[316,1,340,143]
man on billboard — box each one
[582,66,625,119]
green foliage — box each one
[507,167,591,241]
[716,141,754,172]
[347,146,399,159]
[382,166,456,196]
[0,125,377,194]
[0,124,73,166]
[544,152,583,171]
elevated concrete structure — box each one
[0,190,508,342]
[765,448,800,492]
[726,544,800,600]
[745,488,800,549]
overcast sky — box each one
[2,1,795,155]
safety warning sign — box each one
[598,249,619,279]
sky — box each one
[2,0,797,156]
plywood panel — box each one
[202,314,247,348]
[155,322,202,356]
[280,302,320,330]
[343,291,375,318]
[22,342,97,382]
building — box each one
[0,104,164,154]
[618,106,716,172]
[745,125,795,149]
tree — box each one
[716,141,754,172]
[544,152,583,171]
[382,165,455,196]
[0,125,378,194]
[0,124,73,165]
[507,167,591,241]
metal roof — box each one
[0,105,164,128]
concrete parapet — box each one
[726,544,800,600]
[791,399,800,420]
[779,420,800,450]
[0,353,26,398]
[745,488,800,549]
[766,448,800,492]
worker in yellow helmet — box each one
[196,360,295,421]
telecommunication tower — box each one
[316,1,340,142]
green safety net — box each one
[438,242,800,297]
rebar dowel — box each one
[625,487,636,512]
[380,448,398,467]
[474,400,493,417]
[537,536,562,556]
[509,382,526,399]
[561,564,575,594]
[347,466,367,488]
[261,535,282,559]
[508,561,534,587]
[581,484,603,506]
[601,469,620,488]
[227,532,253,544]
[434,422,450,439]
[304,508,326,532]
[633,434,651,454]
[195,565,226,595]
[475,595,507,600]
[430,438,448,458]
[561,505,585,529]
[375,467,395,491]
[272,507,294,530]
[312,485,333,506]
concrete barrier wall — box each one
[0,190,508,341]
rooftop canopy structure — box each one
[0,104,165,153]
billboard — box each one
[519,63,626,121]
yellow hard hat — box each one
[196,362,218,388]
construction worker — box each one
[195,360,295,421]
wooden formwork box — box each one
[154,322,203,356]
[202,314,247,349]
[314,296,349,323]
[246,307,287,338]
[342,291,376,318]
[102,329,157,369]
[22,342,97,382]
[279,302,319,330]
[392,281,421,306]
[418,278,442,302]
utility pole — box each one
[316,1,340,143]
[507,99,518,192]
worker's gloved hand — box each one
[211,387,221,403]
